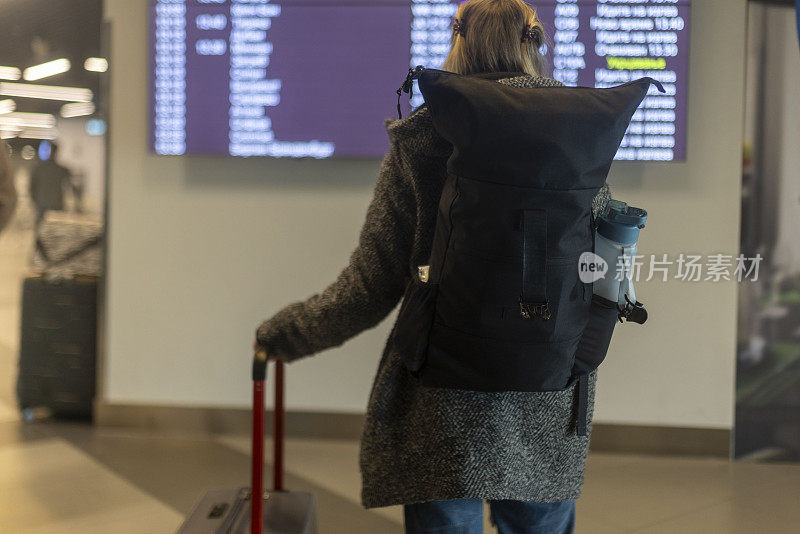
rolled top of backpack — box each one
[415,68,664,190]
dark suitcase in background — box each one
[17,276,98,419]
[178,353,318,534]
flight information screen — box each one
[151,0,691,160]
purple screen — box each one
[151,0,691,161]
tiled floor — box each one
[2,219,800,533]
[1,421,800,533]
[0,437,183,533]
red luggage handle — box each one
[251,349,285,534]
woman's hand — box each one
[253,339,270,357]
[253,339,282,361]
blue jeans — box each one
[404,498,575,534]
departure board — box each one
[151,0,691,160]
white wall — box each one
[594,1,746,428]
[104,0,392,411]
[104,0,746,428]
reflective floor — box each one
[2,221,800,534]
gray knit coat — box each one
[257,72,610,509]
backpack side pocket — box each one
[572,294,619,375]
[390,276,438,374]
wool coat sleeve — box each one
[255,134,417,361]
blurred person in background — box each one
[29,142,72,227]
[0,141,17,234]
[71,170,86,214]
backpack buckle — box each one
[519,297,551,320]
[618,294,648,324]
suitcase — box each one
[17,277,98,419]
[31,211,103,279]
[178,351,318,534]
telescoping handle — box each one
[251,349,286,534]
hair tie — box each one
[453,17,465,36]
[522,24,541,45]
[454,17,540,44]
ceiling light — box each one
[0,67,21,81]
[18,127,58,140]
[23,58,71,81]
[0,82,93,102]
[86,118,107,136]
[0,99,15,114]
[61,102,96,118]
[0,112,57,129]
[84,57,108,73]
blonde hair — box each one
[441,0,546,77]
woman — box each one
[256,1,609,532]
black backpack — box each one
[390,67,662,435]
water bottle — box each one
[593,200,648,324]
